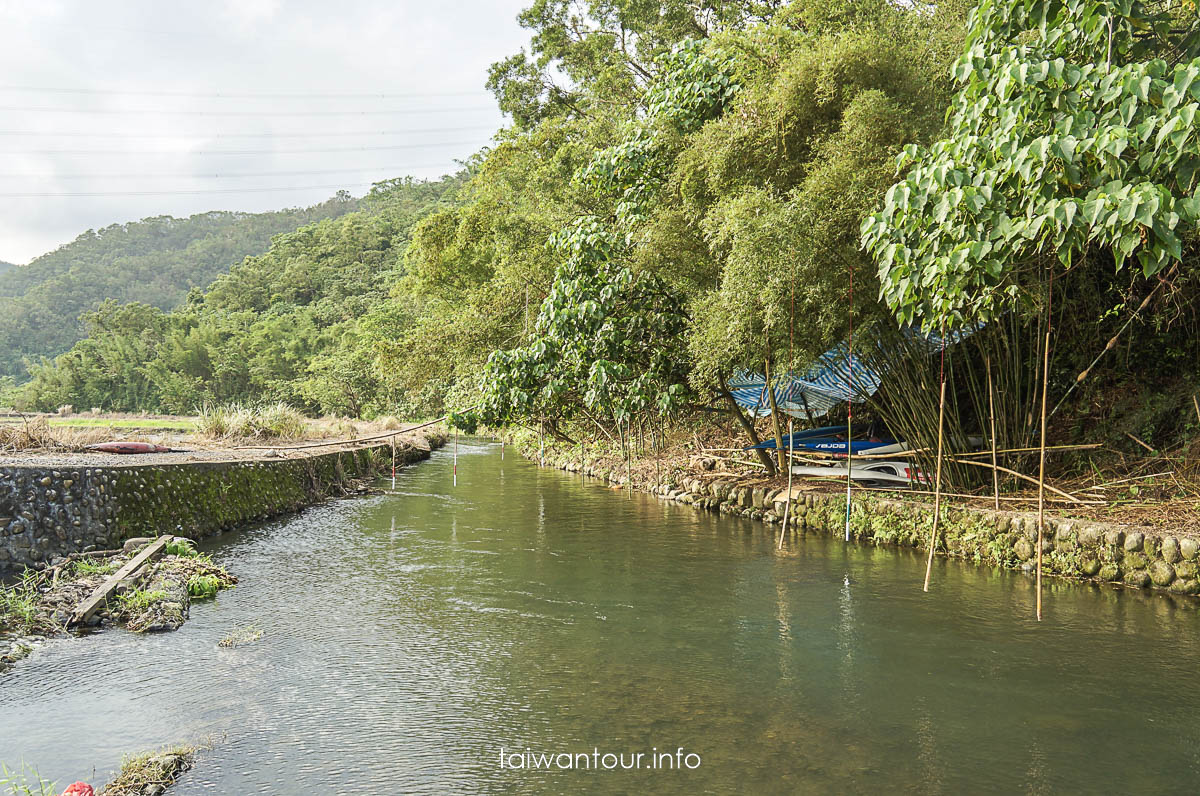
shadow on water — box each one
[2,439,1200,794]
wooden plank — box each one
[68,535,172,627]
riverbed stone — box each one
[1098,563,1121,581]
[1080,558,1102,577]
[1014,538,1034,561]
[1162,537,1181,563]
[1124,570,1152,588]
[1150,560,1176,587]
[1124,532,1145,552]
[1104,528,1125,547]
[1180,537,1200,561]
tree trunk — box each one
[718,374,776,476]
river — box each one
[2,440,1199,794]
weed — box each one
[117,589,169,614]
[0,571,59,636]
[71,557,121,577]
[0,762,56,796]
[196,402,306,441]
[102,743,200,796]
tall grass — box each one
[196,402,306,441]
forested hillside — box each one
[0,261,14,277]
[0,194,359,380]
[15,0,1200,469]
[16,177,462,414]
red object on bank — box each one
[61,784,94,796]
[85,442,174,455]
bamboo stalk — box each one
[987,355,1000,511]
[1125,431,1155,453]
[1036,317,1051,622]
[923,374,948,592]
[951,457,1083,504]
[779,419,793,550]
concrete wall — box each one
[0,443,422,577]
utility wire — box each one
[0,85,485,100]
[0,125,498,139]
[0,105,496,117]
[0,182,419,198]
[0,162,471,179]
[0,141,489,156]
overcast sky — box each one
[0,0,530,264]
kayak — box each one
[85,442,179,455]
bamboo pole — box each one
[453,429,458,487]
[391,435,397,490]
[626,418,633,496]
[1036,285,1053,622]
[779,419,793,550]
[923,375,948,592]
[949,458,1084,504]
[987,355,1000,511]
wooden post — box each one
[779,419,793,550]
[923,356,948,593]
[987,355,999,511]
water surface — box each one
[3,440,1199,794]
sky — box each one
[0,0,530,264]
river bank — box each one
[0,428,447,578]
[522,437,1200,602]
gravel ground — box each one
[0,440,393,469]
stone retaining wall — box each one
[0,441,436,577]
[533,446,1200,599]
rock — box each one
[1169,579,1200,595]
[1014,538,1034,561]
[1123,552,1149,571]
[1175,561,1198,579]
[1124,532,1144,552]
[1104,529,1125,547]
[123,537,154,553]
[1080,558,1102,577]
[1150,560,1176,587]
[1077,524,1101,546]
[1123,570,1151,589]
[1180,537,1200,561]
[1098,563,1121,582]
[1144,536,1160,558]
[1162,537,1181,563]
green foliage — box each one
[117,589,170,613]
[186,574,222,600]
[862,0,1200,327]
[163,538,200,558]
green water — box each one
[2,439,1200,794]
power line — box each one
[0,140,490,156]
[0,180,470,198]
[0,125,499,139]
[0,85,485,100]
[0,105,496,117]
[0,163,470,179]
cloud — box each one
[0,0,529,263]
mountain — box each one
[0,194,359,380]
[0,261,14,277]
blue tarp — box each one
[729,325,973,420]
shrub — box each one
[196,402,306,441]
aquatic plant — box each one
[101,744,199,796]
[186,574,222,600]
[218,624,263,647]
[163,537,199,558]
